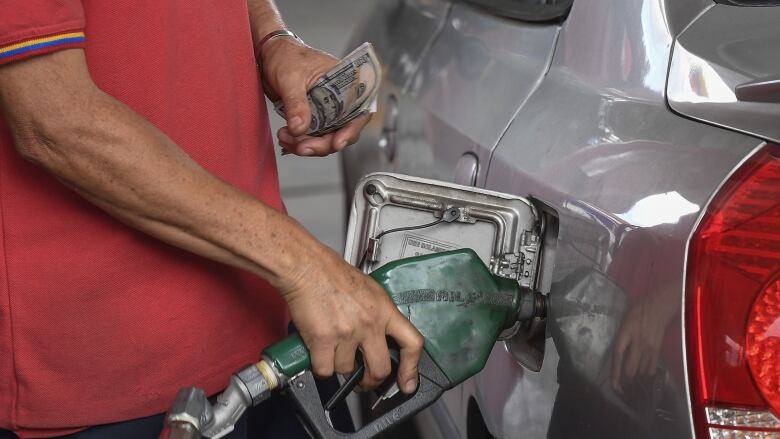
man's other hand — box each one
[277,242,424,394]
[260,37,371,157]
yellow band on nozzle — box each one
[256,360,279,390]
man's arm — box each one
[1,49,297,281]
[0,48,422,393]
[247,0,286,48]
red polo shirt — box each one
[0,1,288,437]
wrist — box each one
[254,29,304,66]
[262,216,322,293]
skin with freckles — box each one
[0,0,420,396]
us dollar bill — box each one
[275,42,381,136]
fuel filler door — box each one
[345,173,551,374]
[345,172,544,290]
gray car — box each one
[340,0,780,438]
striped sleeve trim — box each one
[0,31,85,65]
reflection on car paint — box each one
[616,192,699,228]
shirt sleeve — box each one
[0,0,85,66]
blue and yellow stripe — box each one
[0,31,85,63]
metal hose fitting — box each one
[160,360,282,439]
[202,361,280,439]
[160,387,212,439]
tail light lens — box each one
[687,144,780,438]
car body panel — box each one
[405,2,559,183]
[342,0,776,437]
[343,1,560,192]
[667,4,780,144]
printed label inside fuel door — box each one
[399,234,457,258]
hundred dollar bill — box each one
[275,42,381,136]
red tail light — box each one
[687,144,780,438]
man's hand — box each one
[277,243,424,394]
[260,37,371,157]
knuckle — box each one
[313,364,333,377]
[369,364,391,382]
[310,353,333,377]
[363,374,381,387]
[312,328,336,344]
[357,313,374,328]
[335,323,354,339]
[360,378,379,389]
[288,94,306,105]
[283,94,304,106]
[335,362,355,375]
[290,101,307,111]
[412,334,425,351]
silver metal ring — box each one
[255,29,304,63]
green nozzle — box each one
[264,333,310,378]
[263,249,527,384]
[370,249,522,385]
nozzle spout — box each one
[517,288,547,322]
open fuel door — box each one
[345,173,544,290]
[344,173,550,372]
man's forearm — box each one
[0,49,312,290]
[247,0,287,47]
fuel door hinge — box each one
[492,230,541,290]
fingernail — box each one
[302,148,314,156]
[290,116,303,130]
[404,377,418,394]
[337,140,348,150]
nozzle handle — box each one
[288,350,451,439]
[263,333,310,378]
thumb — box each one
[279,80,311,136]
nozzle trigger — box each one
[370,382,400,411]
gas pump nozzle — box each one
[161,249,547,439]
